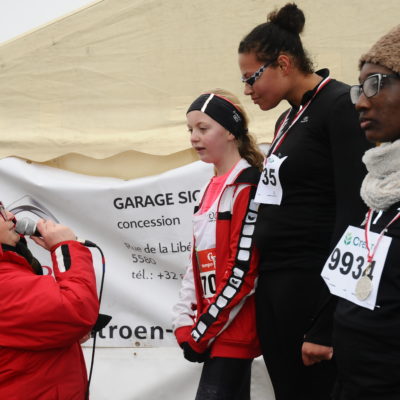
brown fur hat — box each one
[359,25,400,74]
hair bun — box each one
[268,3,305,35]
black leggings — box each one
[256,269,336,400]
[195,357,252,400]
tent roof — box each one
[0,0,399,161]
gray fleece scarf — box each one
[360,139,400,211]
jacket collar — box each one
[225,159,251,186]
[0,244,31,268]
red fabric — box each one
[0,241,99,399]
[177,163,261,359]
[174,326,193,347]
[190,186,261,358]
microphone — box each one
[15,217,40,236]
[15,217,97,248]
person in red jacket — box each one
[172,89,264,399]
[0,201,99,400]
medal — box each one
[355,261,374,301]
[355,275,373,301]
[357,209,400,303]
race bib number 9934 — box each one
[321,225,391,310]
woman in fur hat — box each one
[329,25,400,399]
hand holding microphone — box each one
[16,218,76,250]
[15,217,41,237]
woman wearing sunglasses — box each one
[332,25,400,400]
[238,3,371,400]
[0,204,99,399]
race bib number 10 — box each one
[196,248,217,299]
[321,226,391,310]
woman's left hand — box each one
[301,342,333,366]
[30,219,76,250]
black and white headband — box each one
[187,93,248,138]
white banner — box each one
[0,157,276,399]
[0,157,213,348]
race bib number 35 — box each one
[254,154,287,205]
[321,226,391,310]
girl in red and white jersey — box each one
[172,88,263,400]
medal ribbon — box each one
[364,208,400,263]
[267,76,332,157]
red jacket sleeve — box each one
[188,184,260,352]
[0,241,99,350]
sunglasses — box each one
[350,73,399,104]
[0,202,8,221]
[241,61,273,86]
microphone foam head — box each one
[15,218,37,236]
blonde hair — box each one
[210,88,264,170]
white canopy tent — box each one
[0,1,399,399]
[0,0,399,178]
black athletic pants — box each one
[333,324,400,400]
[256,269,336,400]
[195,357,252,400]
